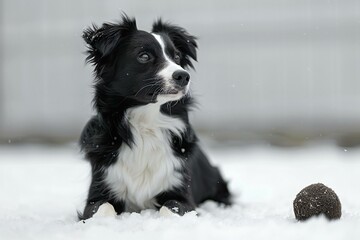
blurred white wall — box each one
[1,0,360,142]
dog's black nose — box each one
[172,70,190,87]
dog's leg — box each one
[189,147,232,206]
[79,176,125,220]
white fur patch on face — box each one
[105,102,186,212]
[151,33,190,97]
[93,202,117,218]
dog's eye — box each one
[137,53,151,63]
[174,52,181,64]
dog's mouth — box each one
[146,89,182,96]
[141,86,189,104]
[164,89,180,95]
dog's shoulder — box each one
[80,115,103,148]
[79,115,123,166]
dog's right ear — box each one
[152,20,197,69]
[83,14,137,64]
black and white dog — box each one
[79,14,231,220]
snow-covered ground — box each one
[0,144,359,239]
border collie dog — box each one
[79,14,231,220]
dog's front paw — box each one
[159,200,194,217]
[159,206,180,217]
[80,201,117,220]
[93,202,117,218]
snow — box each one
[0,144,360,239]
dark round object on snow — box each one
[293,183,341,221]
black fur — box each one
[79,14,231,220]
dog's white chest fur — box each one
[105,103,185,211]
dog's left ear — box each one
[152,20,198,69]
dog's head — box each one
[83,15,197,108]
